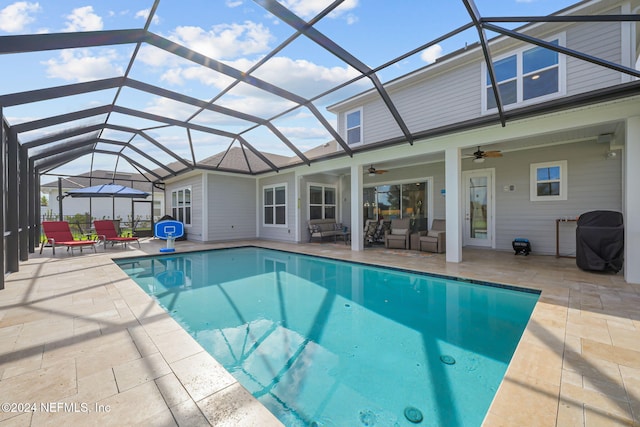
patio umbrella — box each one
[65,183,149,198]
[63,184,152,235]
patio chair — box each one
[419,219,446,253]
[40,221,98,255]
[94,220,141,249]
[384,217,411,249]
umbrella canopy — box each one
[65,184,150,198]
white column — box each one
[295,175,302,242]
[445,147,462,263]
[625,117,640,284]
[350,163,364,251]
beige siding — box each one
[207,174,257,242]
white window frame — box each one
[345,108,363,146]
[482,33,566,114]
[307,183,337,220]
[530,160,568,201]
[171,187,192,226]
[263,183,287,227]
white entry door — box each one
[463,169,494,247]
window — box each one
[364,182,427,221]
[346,108,362,145]
[171,188,191,225]
[530,160,567,201]
[484,37,563,111]
[264,184,287,226]
[309,184,336,220]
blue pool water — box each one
[116,247,539,427]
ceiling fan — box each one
[367,165,387,176]
[467,146,502,163]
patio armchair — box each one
[94,220,141,249]
[384,217,411,249]
[419,219,446,253]
[40,221,98,255]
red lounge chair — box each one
[94,220,141,249]
[40,221,98,255]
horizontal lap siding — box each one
[567,20,622,94]
[258,173,296,242]
[348,19,625,144]
[165,175,203,241]
[361,63,481,142]
[362,102,402,142]
[394,64,481,133]
[208,174,256,241]
[490,141,621,255]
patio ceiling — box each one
[2,0,639,183]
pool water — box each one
[116,247,539,427]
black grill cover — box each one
[576,210,624,273]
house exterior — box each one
[41,170,163,230]
[162,0,640,284]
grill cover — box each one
[576,210,624,273]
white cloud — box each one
[252,56,360,95]
[42,49,123,82]
[226,0,243,7]
[135,8,160,25]
[345,13,358,25]
[0,1,40,33]
[64,6,103,32]
[138,20,273,72]
[280,0,358,19]
[172,22,273,59]
[279,126,328,139]
[420,44,443,64]
[144,97,199,121]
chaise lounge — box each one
[40,221,98,255]
[94,220,141,249]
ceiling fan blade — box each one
[483,151,502,158]
[376,169,388,174]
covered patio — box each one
[0,239,638,426]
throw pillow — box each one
[311,225,321,233]
[334,223,343,231]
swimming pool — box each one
[116,247,539,427]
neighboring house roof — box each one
[41,170,155,192]
[295,140,337,162]
[159,141,337,176]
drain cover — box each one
[359,409,376,426]
[404,406,423,424]
[440,355,456,365]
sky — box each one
[0,0,580,178]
